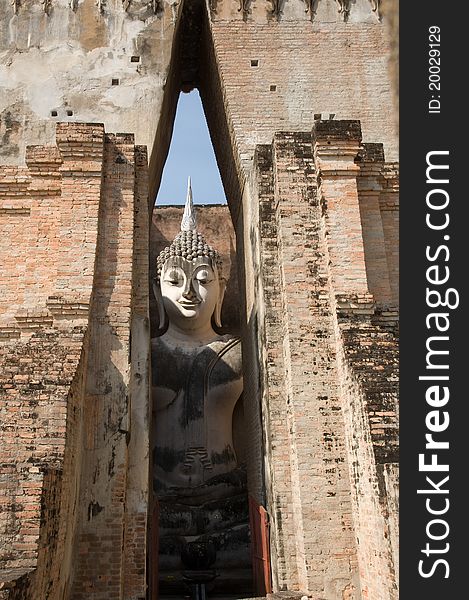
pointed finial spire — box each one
[181,176,197,232]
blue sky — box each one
[155,90,227,206]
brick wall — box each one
[70,133,149,600]
[122,144,150,599]
[245,123,398,597]
[380,164,399,306]
[0,124,150,599]
[0,327,87,598]
[1,2,399,596]
[0,124,104,334]
[0,124,105,598]
[246,142,299,587]
[315,121,398,597]
[335,338,398,599]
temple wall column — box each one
[253,130,361,597]
[313,120,398,599]
[380,164,400,306]
[71,132,149,600]
[313,120,369,297]
[122,146,151,599]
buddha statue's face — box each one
[160,255,219,332]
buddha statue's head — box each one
[154,179,225,336]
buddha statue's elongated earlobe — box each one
[214,279,226,329]
[152,278,168,334]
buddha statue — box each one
[151,180,250,593]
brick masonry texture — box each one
[0,121,399,598]
[209,12,397,172]
[0,124,150,599]
[0,1,398,598]
[243,125,398,597]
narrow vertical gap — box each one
[198,15,244,225]
[155,89,226,206]
[147,1,264,597]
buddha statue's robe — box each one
[151,333,249,577]
[152,334,243,501]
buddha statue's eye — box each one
[195,269,213,285]
[164,268,183,285]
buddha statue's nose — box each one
[182,278,198,301]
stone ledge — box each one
[14,310,53,331]
[0,206,30,216]
[25,145,62,168]
[356,142,385,163]
[46,295,90,317]
[336,293,375,318]
[0,326,21,340]
[268,593,309,599]
[0,567,34,589]
[313,119,362,143]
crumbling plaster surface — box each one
[0,0,177,164]
[1,0,397,170]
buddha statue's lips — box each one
[178,300,201,307]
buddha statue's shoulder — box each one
[210,333,241,354]
[208,334,242,379]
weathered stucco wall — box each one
[0,0,177,166]
[1,0,397,172]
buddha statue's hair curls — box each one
[156,230,222,283]
[156,177,223,282]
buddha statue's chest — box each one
[151,336,243,491]
[151,336,242,420]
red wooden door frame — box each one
[249,496,273,595]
